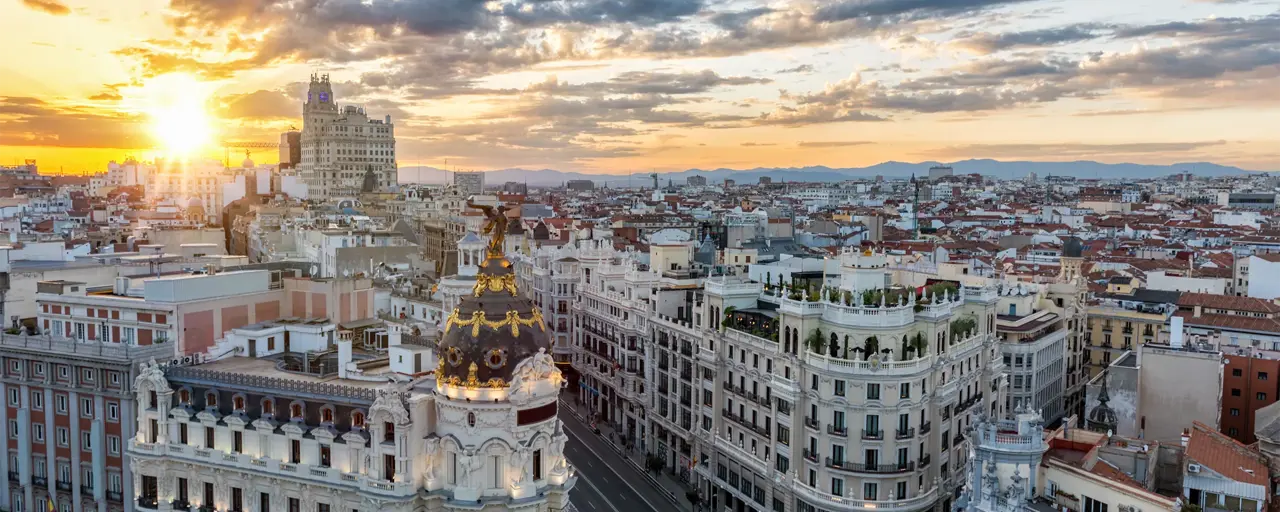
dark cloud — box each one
[21,0,70,15]
[501,0,705,27]
[953,24,1110,54]
[815,0,1032,22]
[0,97,151,148]
[797,141,874,148]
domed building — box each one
[126,216,576,512]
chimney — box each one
[113,276,129,295]
[387,323,402,347]
[1170,315,1184,349]
[1181,428,1190,448]
[337,330,353,379]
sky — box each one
[1,0,1278,174]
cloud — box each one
[815,0,1033,22]
[217,90,297,119]
[502,0,705,27]
[917,140,1229,158]
[0,97,152,148]
[953,24,1110,54]
[740,142,776,146]
[797,141,874,148]
[777,64,815,74]
[21,0,70,15]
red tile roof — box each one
[1179,292,1280,314]
[1187,421,1269,486]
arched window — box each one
[205,392,217,408]
[179,390,190,404]
[321,407,334,424]
[233,396,245,411]
[291,403,303,419]
[262,399,274,416]
[353,411,366,428]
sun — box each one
[142,73,216,156]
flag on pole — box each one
[47,498,55,512]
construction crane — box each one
[221,141,280,168]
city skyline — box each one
[2,0,1278,173]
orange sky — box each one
[3,0,1278,174]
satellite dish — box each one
[310,264,319,276]
[343,269,352,278]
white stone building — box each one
[298,74,398,201]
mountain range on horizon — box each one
[397,159,1270,187]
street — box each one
[560,400,683,512]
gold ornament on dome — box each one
[473,273,518,297]
[464,362,481,387]
[444,308,546,337]
[467,200,510,257]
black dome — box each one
[437,254,549,388]
[1063,237,1084,258]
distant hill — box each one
[398,159,1266,187]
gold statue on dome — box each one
[467,199,510,256]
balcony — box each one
[827,458,916,474]
[81,484,94,495]
[828,425,848,437]
[680,397,692,407]
[722,409,770,437]
[6,471,14,482]
[919,421,932,435]
[919,454,931,468]
[862,429,884,441]
[803,449,819,462]
[56,480,72,491]
[108,491,123,503]
[804,416,819,430]
[138,497,159,510]
[32,476,47,487]
[896,427,915,440]
[792,481,940,512]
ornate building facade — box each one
[297,74,398,201]
[126,219,575,512]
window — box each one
[233,431,243,453]
[33,424,44,443]
[322,407,334,423]
[1233,388,1242,397]
[900,383,910,399]
[7,420,16,439]
[533,449,543,480]
[205,427,215,449]
[291,403,303,419]
[896,481,908,500]
[81,431,92,451]
[58,365,68,379]
[234,396,245,411]
[1084,496,1108,512]
[776,455,790,473]
[1261,372,1270,381]
[81,368,94,382]
[864,482,878,500]
[1259,392,1268,401]
[1232,408,1241,416]
[81,398,93,418]
[232,488,243,512]
[108,435,121,455]
[206,392,218,408]
[291,440,301,464]
[263,399,274,416]
[32,391,43,410]
[834,380,846,397]
[320,445,331,468]
[1233,368,1244,377]
[56,427,69,447]
[352,411,365,428]
[179,424,189,444]
[204,482,214,508]
[6,389,16,406]
[811,375,818,391]
[867,384,880,400]
[55,395,67,414]
[832,478,844,496]
[107,402,119,421]
[260,493,270,512]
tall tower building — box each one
[298,74,398,201]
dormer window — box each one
[262,399,274,416]
[205,392,217,408]
[321,407,334,424]
[291,403,303,419]
[352,412,366,428]
[179,390,190,404]
[233,396,245,411]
